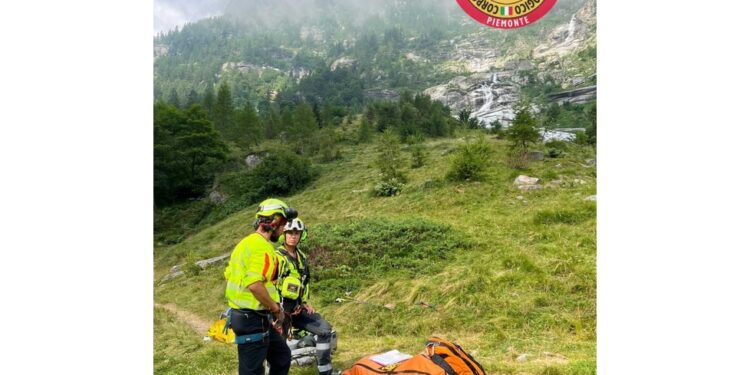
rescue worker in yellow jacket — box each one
[275,218,337,375]
[224,198,298,375]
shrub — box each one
[506,149,530,170]
[574,131,589,145]
[547,148,564,158]
[533,205,596,225]
[490,119,504,138]
[251,149,317,195]
[304,218,472,302]
[407,135,427,168]
[446,136,491,182]
[372,178,403,197]
[316,128,342,162]
[375,129,407,183]
[545,140,569,151]
[184,252,202,276]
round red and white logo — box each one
[455,0,557,29]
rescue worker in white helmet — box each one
[275,218,337,375]
[224,198,298,375]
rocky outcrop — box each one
[159,252,231,284]
[504,59,533,71]
[514,175,542,191]
[154,44,168,59]
[405,52,426,63]
[547,86,597,105]
[541,128,585,142]
[449,38,498,73]
[331,56,357,71]
[365,88,400,101]
[533,0,596,59]
[300,26,324,43]
[245,154,263,169]
[221,62,283,74]
[209,190,228,205]
[290,66,311,83]
[528,151,545,161]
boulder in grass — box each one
[529,151,545,161]
[514,175,540,186]
[518,184,542,191]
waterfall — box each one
[564,15,576,44]
[470,84,493,119]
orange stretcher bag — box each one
[342,337,485,375]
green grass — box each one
[154,307,236,375]
[154,132,596,375]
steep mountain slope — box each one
[154,132,596,375]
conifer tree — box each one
[263,107,281,140]
[375,129,406,183]
[168,88,181,108]
[290,102,317,154]
[357,116,373,144]
[186,89,200,107]
[213,81,235,139]
[507,104,540,150]
[234,102,261,148]
[202,83,215,115]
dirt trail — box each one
[155,302,212,335]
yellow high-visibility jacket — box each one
[224,233,280,310]
[275,247,310,304]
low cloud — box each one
[154,0,230,34]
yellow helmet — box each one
[255,198,297,219]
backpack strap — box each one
[429,355,457,375]
[426,339,484,375]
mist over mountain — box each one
[154,0,595,122]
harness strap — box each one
[235,331,269,344]
[223,308,233,335]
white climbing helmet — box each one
[284,218,305,232]
[283,218,307,243]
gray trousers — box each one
[289,309,334,375]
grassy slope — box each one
[154,131,596,375]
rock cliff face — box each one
[533,0,596,59]
[450,38,498,73]
[424,70,524,126]
[547,86,596,105]
[331,56,357,71]
[154,44,168,58]
[219,62,311,83]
